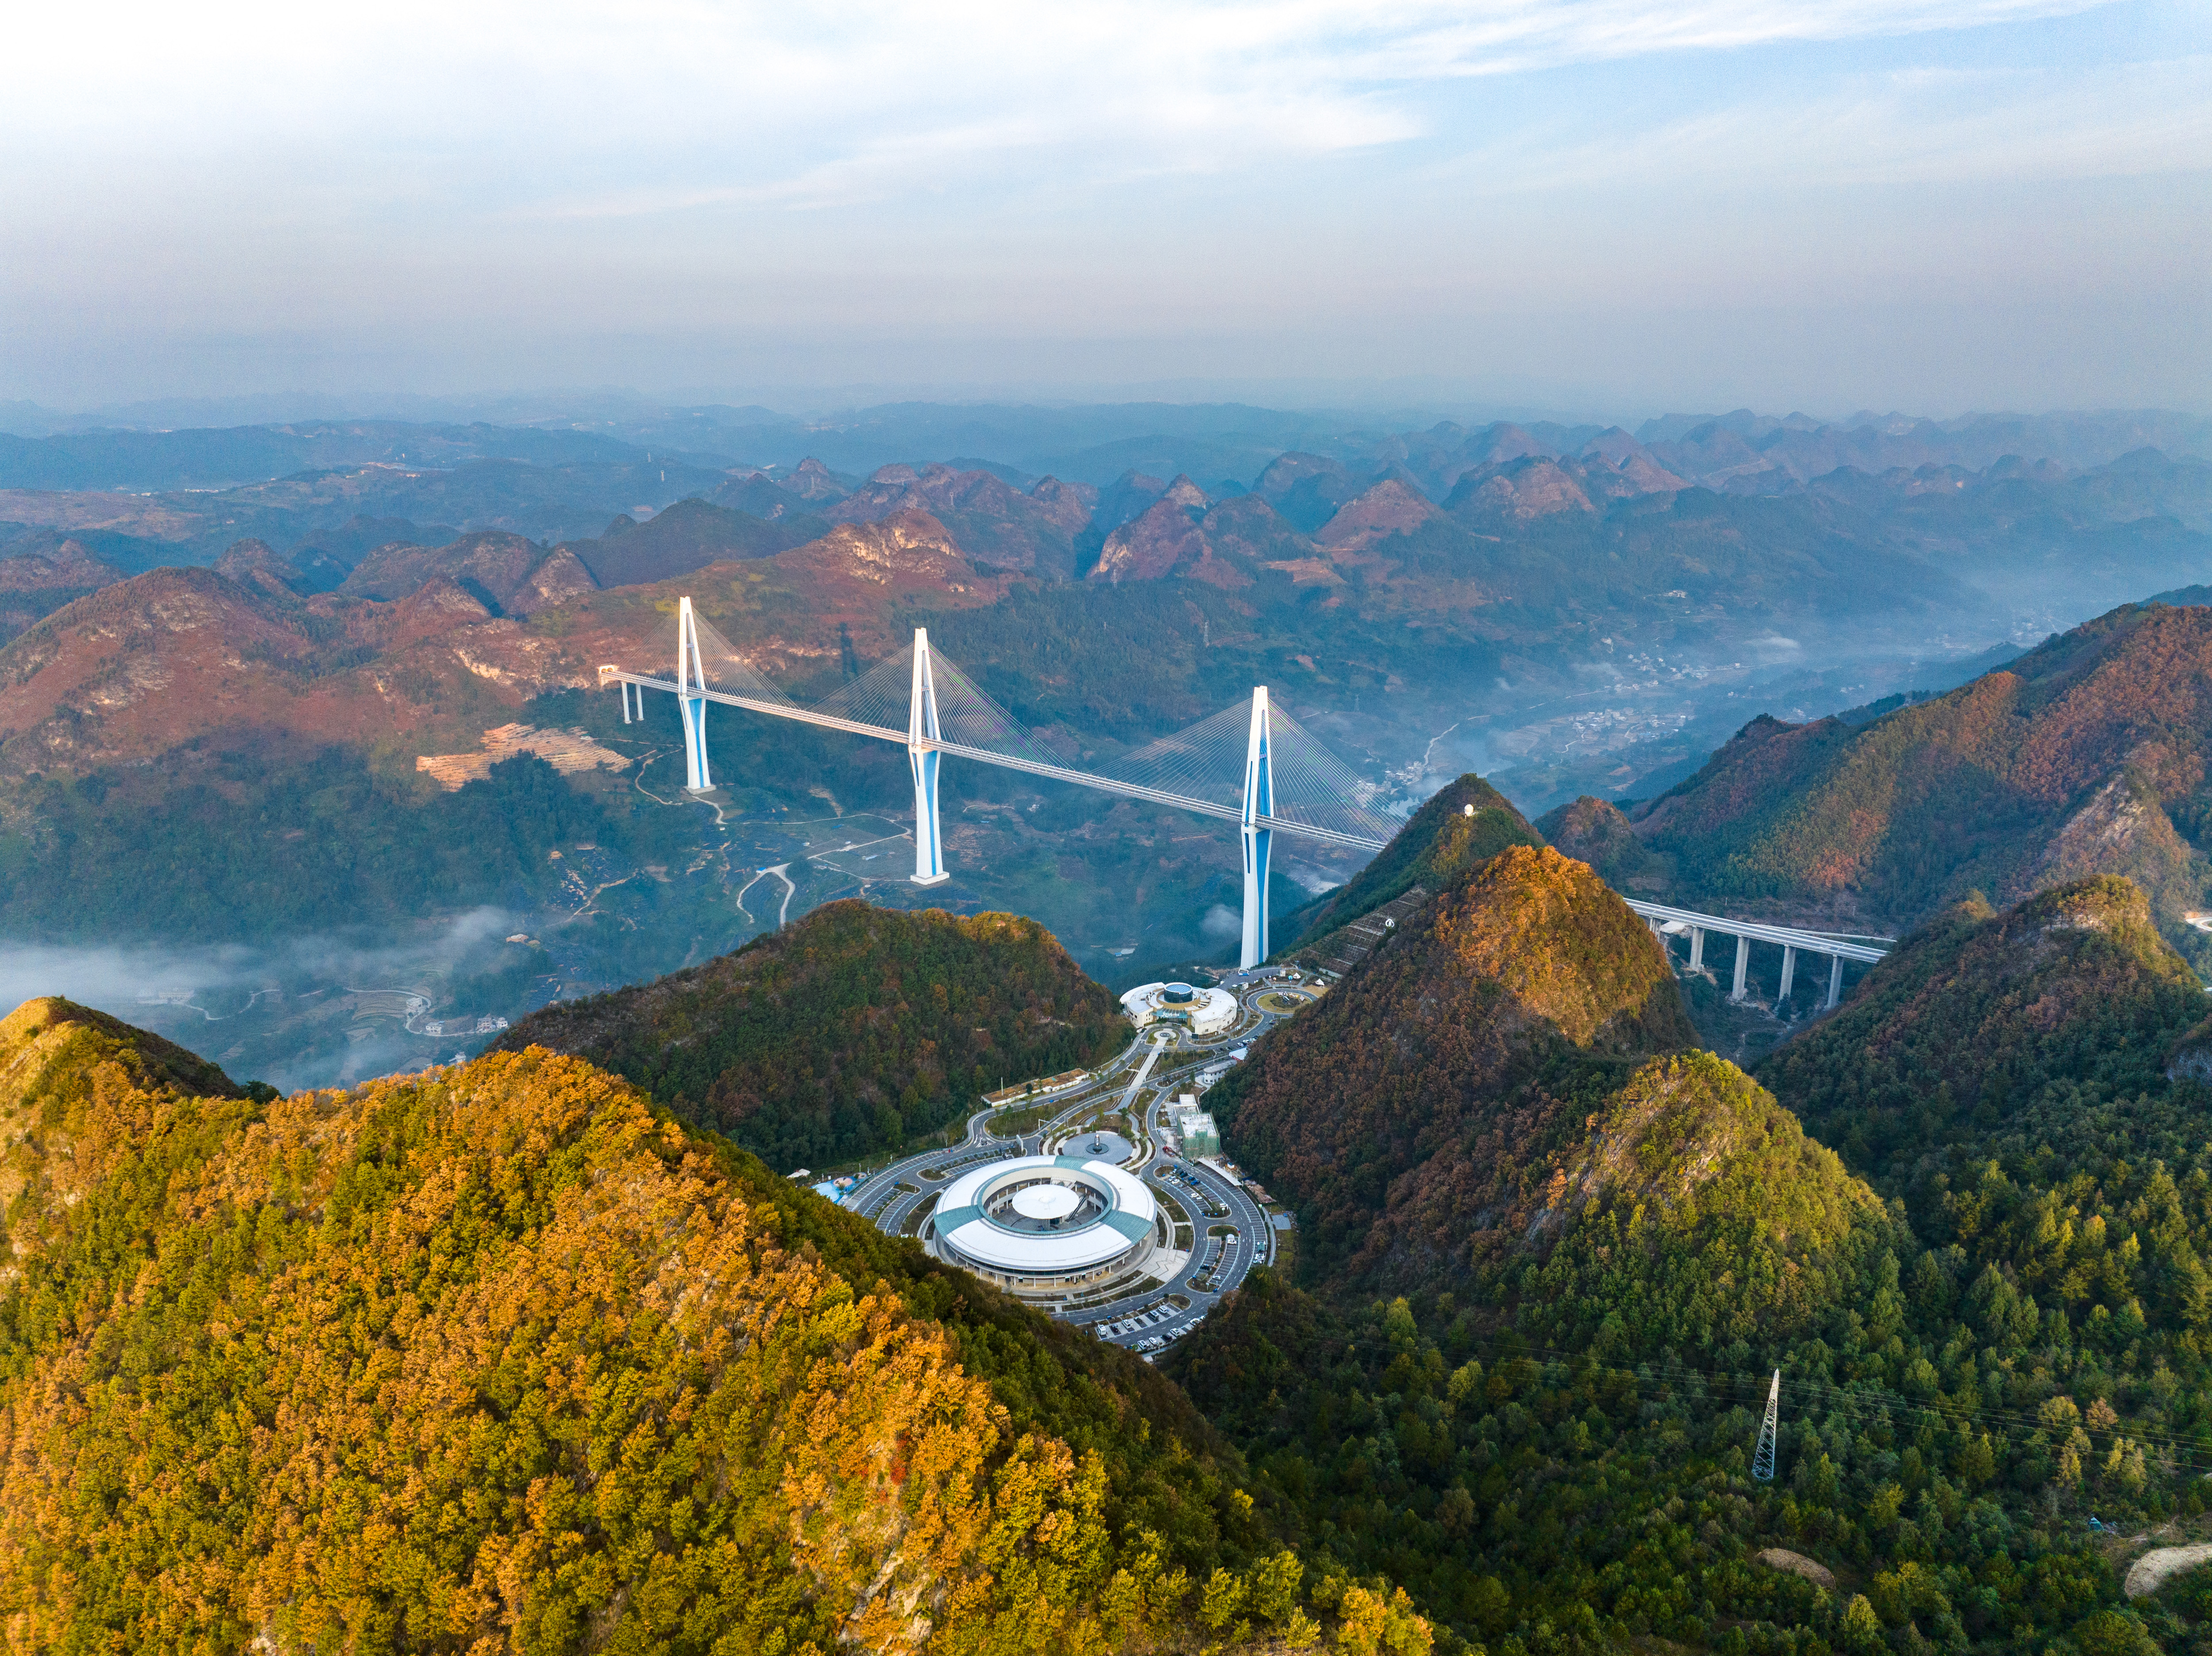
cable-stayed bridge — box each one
[599,599,1398,967]
[599,598,1893,990]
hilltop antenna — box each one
[1753,1369,1780,1482]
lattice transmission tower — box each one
[1752,1369,1781,1482]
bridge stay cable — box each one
[603,606,1893,985]
[603,614,1394,967]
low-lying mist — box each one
[0,908,541,1093]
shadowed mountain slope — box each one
[1757,878,2212,1322]
[0,994,1407,1655]
[571,496,829,586]
[1535,794,1667,894]
[1217,844,1695,1285]
[496,901,1128,1169]
[1282,772,1543,958]
[1631,600,2212,948]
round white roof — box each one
[1011,1183,1081,1220]
[1120,981,1239,1031]
[935,1154,1157,1274]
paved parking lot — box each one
[839,973,1311,1353]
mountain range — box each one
[1540,599,2212,968]
[13,689,2212,1648]
[6,394,2212,1089]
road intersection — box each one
[841,969,1321,1354]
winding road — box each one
[843,971,1315,1353]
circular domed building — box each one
[929,1154,1159,1298]
[1120,980,1239,1035]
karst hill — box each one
[1217,842,1698,1286]
[497,901,1129,1169]
[1179,825,2212,1650]
[0,995,1424,1656]
[1754,874,2212,1366]
[1279,772,1545,963]
[1613,598,2212,954]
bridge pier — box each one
[1624,900,1885,1017]
[677,596,713,792]
[1240,687,1274,970]
[908,628,950,886]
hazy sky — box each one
[4,0,2206,415]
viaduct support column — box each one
[908,628,950,886]
[1826,954,1844,1010]
[1730,934,1750,1002]
[1240,687,1274,971]
[677,596,713,792]
[1778,945,1797,1003]
[1689,927,1705,971]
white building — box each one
[1120,980,1238,1036]
[928,1153,1160,1298]
[1169,1096,1221,1158]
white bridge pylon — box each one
[907,629,949,886]
[602,609,1396,968]
[1241,686,1274,969]
[606,605,1895,987]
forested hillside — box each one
[1626,600,2212,952]
[1281,773,1543,958]
[0,995,1419,1654]
[1215,844,1695,1283]
[1177,830,2212,1653]
[498,901,1129,1169]
[1760,877,2212,1369]
[0,746,649,939]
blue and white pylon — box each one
[677,596,713,792]
[909,627,950,886]
[1240,686,1273,970]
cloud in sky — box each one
[2,0,2205,410]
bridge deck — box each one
[1625,900,1891,962]
[604,667,1896,962]
[602,668,1390,852]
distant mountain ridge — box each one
[1617,597,2212,954]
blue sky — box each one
[3,0,2205,415]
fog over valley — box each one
[1,396,2207,1085]
[10,4,2212,1648]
